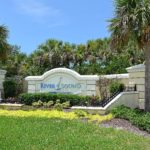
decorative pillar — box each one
[126,64,145,109]
[0,69,7,100]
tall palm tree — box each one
[0,25,10,60]
[109,0,150,111]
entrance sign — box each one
[25,68,99,96]
[40,74,84,94]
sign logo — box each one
[56,77,63,90]
[40,76,82,92]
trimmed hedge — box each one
[111,105,150,133]
[109,81,124,94]
[19,93,91,106]
[3,80,17,98]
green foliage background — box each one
[0,38,144,77]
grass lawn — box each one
[0,110,150,150]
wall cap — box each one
[25,68,99,81]
[102,74,129,79]
[126,64,145,73]
[25,68,130,81]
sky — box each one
[0,0,114,54]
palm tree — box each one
[109,0,150,111]
[0,25,10,60]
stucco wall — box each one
[25,66,147,109]
[25,68,99,96]
[96,74,129,97]
[25,68,129,97]
[102,74,129,85]
[72,92,139,114]
[0,69,7,99]
[126,64,145,109]
[105,92,139,110]
[127,64,145,109]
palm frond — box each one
[109,0,150,50]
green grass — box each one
[0,115,150,150]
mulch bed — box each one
[100,118,150,137]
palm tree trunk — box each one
[145,42,150,112]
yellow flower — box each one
[0,109,113,123]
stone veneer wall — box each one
[0,69,7,98]
[126,64,145,109]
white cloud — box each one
[13,0,67,27]
[14,0,61,18]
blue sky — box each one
[0,0,114,54]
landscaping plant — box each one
[19,93,91,106]
[111,105,150,133]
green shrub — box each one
[32,102,39,107]
[62,101,70,109]
[54,101,63,111]
[38,100,43,106]
[43,102,47,107]
[111,105,150,133]
[74,110,88,117]
[32,100,43,108]
[56,99,60,104]
[109,81,124,94]
[90,96,100,106]
[3,80,17,98]
[43,101,54,108]
[46,101,54,108]
[19,93,91,106]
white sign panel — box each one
[40,74,85,94]
[26,68,98,96]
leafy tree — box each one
[109,0,150,111]
[3,46,27,77]
[0,25,10,61]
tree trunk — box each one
[144,42,150,112]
